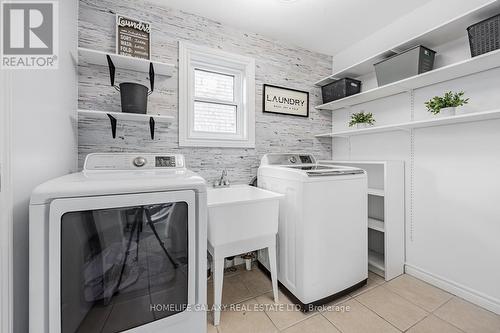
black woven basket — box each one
[467,13,500,57]
[321,78,361,104]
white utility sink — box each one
[207,185,283,247]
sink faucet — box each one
[214,169,230,188]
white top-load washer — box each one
[258,153,368,308]
[29,153,207,333]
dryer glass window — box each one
[60,202,189,333]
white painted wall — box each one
[2,1,79,332]
[332,0,493,73]
[332,65,500,315]
[330,0,500,314]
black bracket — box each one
[149,117,155,140]
[149,62,155,93]
[106,55,116,87]
[107,114,117,138]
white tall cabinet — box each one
[320,160,405,281]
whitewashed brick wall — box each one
[78,0,332,183]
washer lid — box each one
[284,165,365,177]
[30,153,206,205]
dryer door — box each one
[48,190,196,333]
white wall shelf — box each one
[315,0,500,86]
[78,47,176,77]
[316,49,500,111]
[78,109,174,123]
[315,109,500,138]
[78,110,174,140]
[320,160,405,281]
[368,218,385,233]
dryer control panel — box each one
[84,153,185,170]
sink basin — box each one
[207,185,283,247]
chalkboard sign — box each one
[116,14,151,60]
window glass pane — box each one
[194,101,237,133]
[194,69,234,102]
[60,202,189,333]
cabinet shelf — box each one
[316,49,500,111]
[78,47,175,77]
[315,0,500,87]
[368,218,385,233]
[321,160,405,281]
[315,109,500,138]
[78,110,174,123]
[368,188,385,197]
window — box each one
[179,42,255,147]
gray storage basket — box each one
[374,45,436,86]
[467,14,500,57]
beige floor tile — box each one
[216,298,278,333]
[320,295,352,313]
[356,286,428,331]
[323,298,400,333]
[349,271,385,297]
[434,297,500,333]
[407,315,464,333]
[207,274,254,306]
[385,274,452,312]
[255,290,316,330]
[282,314,341,333]
[239,267,273,297]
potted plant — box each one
[349,111,376,128]
[425,91,469,116]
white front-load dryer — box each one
[257,153,368,309]
[29,153,207,333]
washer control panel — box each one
[261,153,316,166]
[84,153,185,170]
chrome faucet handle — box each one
[214,169,230,187]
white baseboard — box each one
[405,264,500,315]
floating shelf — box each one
[368,188,385,197]
[315,0,500,86]
[78,47,175,77]
[368,250,385,272]
[368,218,385,233]
[315,109,500,138]
[78,110,174,140]
[316,49,500,111]
[78,110,174,122]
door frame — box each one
[0,70,13,333]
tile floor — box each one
[206,264,500,333]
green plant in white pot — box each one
[349,111,376,129]
[425,91,469,116]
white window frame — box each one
[179,42,255,148]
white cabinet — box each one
[320,160,405,281]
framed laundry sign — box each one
[263,84,309,117]
[116,14,151,60]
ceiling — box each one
[156,0,434,56]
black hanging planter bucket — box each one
[105,55,157,139]
[119,82,149,114]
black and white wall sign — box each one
[263,84,309,117]
[116,14,151,60]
